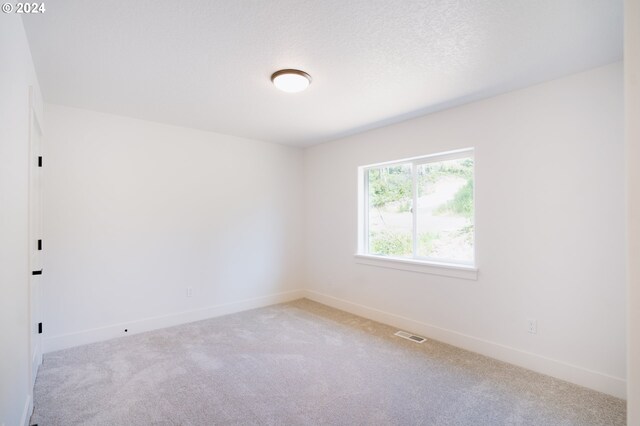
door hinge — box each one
[32,269,42,276]
[38,322,42,334]
[38,156,42,167]
[37,239,42,251]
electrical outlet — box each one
[187,287,193,297]
[527,318,537,334]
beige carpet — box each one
[31,299,625,425]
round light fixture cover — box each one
[271,69,312,93]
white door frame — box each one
[28,85,44,394]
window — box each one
[358,149,475,271]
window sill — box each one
[354,254,478,280]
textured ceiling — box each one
[22,0,622,146]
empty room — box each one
[2,1,639,425]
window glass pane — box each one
[416,157,474,263]
[367,164,413,258]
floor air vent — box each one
[394,330,426,343]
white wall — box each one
[625,0,640,422]
[42,105,305,352]
[0,16,43,426]
[304,62,626,398]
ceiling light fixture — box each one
[271,69,312,93]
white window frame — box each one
[356,148,477,280]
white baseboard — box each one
[20,394,32,426]
[40,287,626,399]
[303,289,627,399]
[43,289,305,354]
